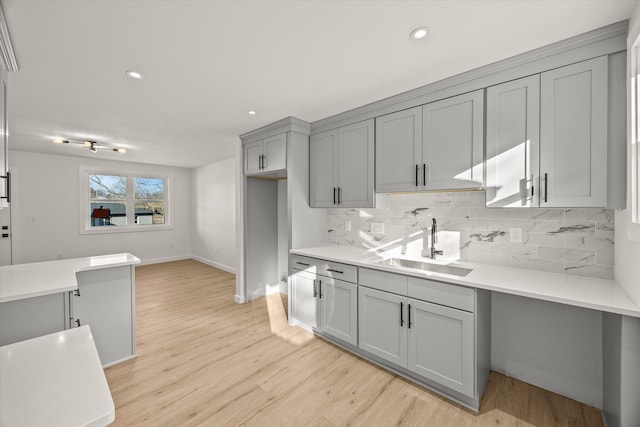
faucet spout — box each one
[429,218,443,259]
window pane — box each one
[135,177,165,200]
[135,201,165,225]
[90,202,126,226]
[90,174,127,199]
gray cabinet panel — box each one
[408,298,474,397]
[358,286,407,366]
[422,90,484,190]
[0,293,66,346]
[264,133,286,172]
[540,56,608,207]
[309,129,338,207]
[290,269,317,329]
[486,75,540,207]
[74,267,134,366]
[339,120,374,208]
[244,140,263,175]
[310,120,374,208]
[375,107,423,192]
[318,277,357,345]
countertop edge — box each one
[290,247,640,318]
[0,253,141,303]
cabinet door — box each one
[486,75,540,207]
[540,56,608,207]
[244,140,264,175]
[375,107,423,192]
[358,287,407,367]
[407,298,474,397]
[263,133,287,172]
[74,267,134,366]
[318,277,357,346]
[422,90,484,190]
[0,293,67,346]
[289,269,317,329]
[309,129,339,207]
[338,119,374,207]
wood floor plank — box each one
[105,260,604,427]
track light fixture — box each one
[52,138,127,154]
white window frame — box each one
[79,165,173,234]
[629,32,640,241]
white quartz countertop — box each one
[0,325,115,427]
[0,253,141,303]
[290,246,640,318]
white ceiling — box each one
[3,0,636,168]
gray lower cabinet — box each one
[289,255,358,346]
[359,285,475,397]
[358,286,407,365]
[289,268,317,329]
[0,292,67,346]
[72,266,135,366]
[407,298,474,397]
[318,276,357,346]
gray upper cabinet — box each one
[375,106,422,192]
[540,56,608,207]
[244,132,286,175]
[485,75,540,208]
[486,56,611,208]
[310,119,374,208]
[422,90,484,190]
[375,91,484,193]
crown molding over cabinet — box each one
[310,20,628,134]
[0,2,17,72]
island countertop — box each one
[0,253,141,303]
[290,246,640,318]
[0,325,115,427]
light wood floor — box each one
[105,260,604,426]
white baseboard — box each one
[139,255,191,265]
[190,255,236,274]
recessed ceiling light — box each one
[410,27,430,40]
[247,110,257,116]
[125,70,143,79]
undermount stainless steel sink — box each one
[376,257,473,277]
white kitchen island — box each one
[0,253,140,366]
[0,325,115,427]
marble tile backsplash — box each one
[326,191,615,280]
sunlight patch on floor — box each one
[265,292,314,346]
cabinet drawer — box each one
[290,255,357,283]
[290,255,317,271]
[408,277,474,312]
[316,260,357,283]
[359,268,408,295]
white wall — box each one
[190,157,236,273]
[8,150,192,264]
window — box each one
[80,167,171,233]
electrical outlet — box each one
[370,222,385,234]
[280,271,288,282]
[510,228,523,243]
[345,220,351,231]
